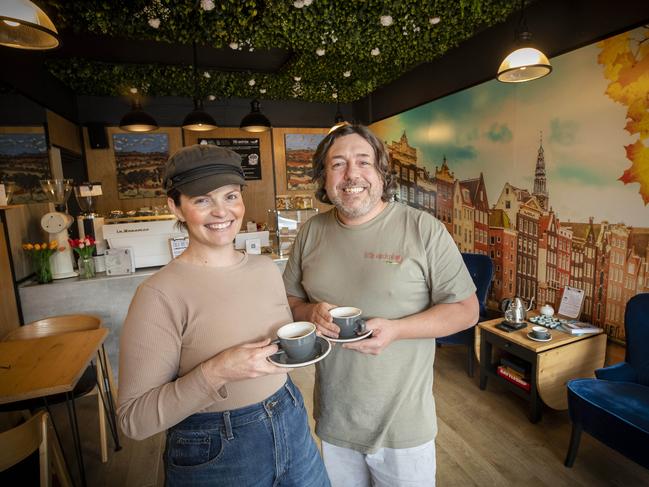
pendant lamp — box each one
[119,98,158,132]
[240,99,271,133]
[0,0,59,50]
[329,103,350,133]
[182,42,217,131]
[497,0,551,83]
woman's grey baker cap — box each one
[163,144,245,197]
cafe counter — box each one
[18,254,288,382]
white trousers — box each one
[321,439,436,487]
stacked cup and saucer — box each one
[327,307,373,343]
[268,322,332,368]
[527,325,552,342]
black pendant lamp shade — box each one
[329,103,349,133]
[240,99,271,133]
[0,0,59,50]
[182,99,217,131]
[119,100,158,132]
[182,41,218,131]
[497,0,551,83]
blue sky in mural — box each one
[0,133,47,156]
[112,133,169,153]
[372,27,649,227]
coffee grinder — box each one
[39,179,78,279]
[74,182,107,255]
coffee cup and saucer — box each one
[327,307,373,343]
[527,325,552,342]
[268,321,331,368]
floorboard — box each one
[33,345,649,486]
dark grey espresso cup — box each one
[330,307,366,339]
[274,321,317,360]
[531,326,550,340]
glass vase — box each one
[78,255,96,279]
[33,253,53,284]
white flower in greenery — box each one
[259,88,267,94]
[304,0,313,5]
[203,71,211,79]
[316,48,325,56]
[371,47,380,56]
[293,0,305,8]
[129,87,138,94]
[430,17,441,25]
[380,15,393,27]
[343,70,351,78]
[332,93,338,99]
[208,95,216,101]
[294,76,302,81]
[249,47,254,51]
[148,18,160,29]
[201,0,215,11]
[229,42,239,50]
[248,79,256,86]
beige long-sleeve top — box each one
[117,254,291,440]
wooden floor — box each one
[45,345,648,486]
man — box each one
[283,125,479,486]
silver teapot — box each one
[504,297,534,324]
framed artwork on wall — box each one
[284,133,325,190]
[0,132,50,203]
[112,133,169,199]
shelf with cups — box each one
[475,317,607,423]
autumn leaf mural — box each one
[598,27,649,205]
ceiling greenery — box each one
[43,0,518,103]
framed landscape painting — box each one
[113,133,169,199]
[0,132,50,203]
[284,133,325,190]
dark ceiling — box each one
[1,0,648,127]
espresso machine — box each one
[39,179,78,279]
[74,183,106,255]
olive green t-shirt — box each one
[283,202,476,453]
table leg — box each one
[65,392,87,487]
[529,362,542,423]
[44,399,76,487]
[97,345,122,452]
[479,339,491,390]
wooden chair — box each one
[0,411,72,487]
[2,314,118,463]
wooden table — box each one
[0,328,119,486]
[475,318,606,423]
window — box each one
[505,200,511,209]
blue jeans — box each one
[164,378,330,487]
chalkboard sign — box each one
[198,138,261,181]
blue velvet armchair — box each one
[436,253,494,377]
[564,293,649,469]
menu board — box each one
[198,138,261,181]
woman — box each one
[117,144,329,487]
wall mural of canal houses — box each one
[371,26,649,344]
[112,133,169,199]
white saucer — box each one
[527,332,552,342]
[328,329,373,343]
[267,336,331,368]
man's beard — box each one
[329,180,383,220]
